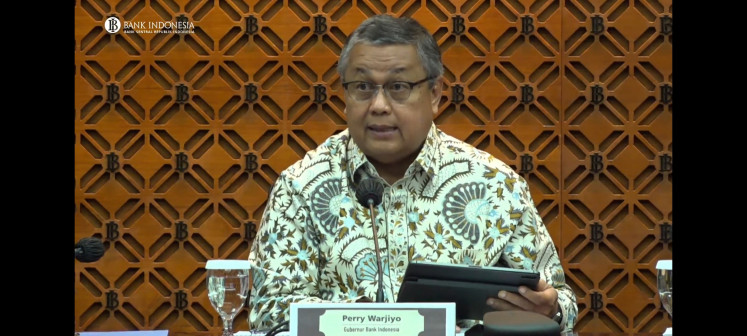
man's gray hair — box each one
[337,14,443,86]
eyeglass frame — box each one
[341,76,437,102]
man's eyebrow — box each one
[353,67,370,76]
[352,67,408,77]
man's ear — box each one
[431,76,443,115]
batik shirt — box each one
[248,123,577,332]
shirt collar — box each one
[345,123,442,184]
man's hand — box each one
[485,278,559,319]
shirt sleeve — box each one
[247,171,365,330]
[501,176,578,332]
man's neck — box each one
[376,168,404,186]
[368,153,418,186]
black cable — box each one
[265,320,289,336]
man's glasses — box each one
[342,76,435,102]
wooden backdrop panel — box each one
[74,0,672,333]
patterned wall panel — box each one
[74,0,672,333]
[559,0,672,333]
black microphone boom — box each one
[75,237,105,262]
[355,178,386,303]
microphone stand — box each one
[355,178,387,303]
[367,199,385,303]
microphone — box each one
[355,178,386,303]
[75,237,105,262]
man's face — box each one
[343,43,442,167]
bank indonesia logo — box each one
[105,17,121,33]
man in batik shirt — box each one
[248,14,577,333]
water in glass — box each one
[206,260,251,336]
[656,259,672,317]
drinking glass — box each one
[656,259,672,335]
[206,259,251,336]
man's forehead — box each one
[346,44,421,77]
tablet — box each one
[395,261,541,320]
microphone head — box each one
[75,237,105,262]
[355,179,385,207]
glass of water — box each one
[206,260,251,336]
[656,259,672,335]
[656,259,672,317]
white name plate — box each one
[290,302,455,336]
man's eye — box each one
[356,82,374,91]
[388,82,408,92]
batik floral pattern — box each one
[248,124,577,332]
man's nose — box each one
[369,86,391,112]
